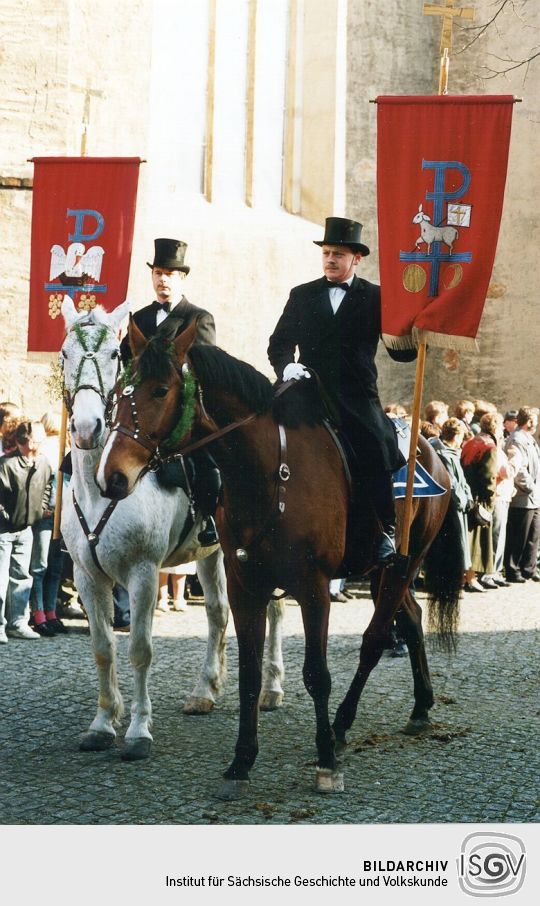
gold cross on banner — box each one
[423,0,475,54]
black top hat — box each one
[314,217,370,256]
[147,238,190,274]
[504,410,519,421]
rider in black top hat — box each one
[120,238,215,361]
[268,216,416,566]
[120,238,219,546]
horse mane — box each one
[136,335,175,383]
[135,340,326,427]
[271,375,327,428]
[189,345,326,427]
[189,345,274,415]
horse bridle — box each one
[62,321,121,428]
[110,359,257,473]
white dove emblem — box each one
[49,242,105,285]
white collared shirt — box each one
[156,305,169,326]
[328,276,353,314]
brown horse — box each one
[97,319,463,798]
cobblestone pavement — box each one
[1,581,538,825]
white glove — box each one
[282,362,311,381]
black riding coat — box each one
[267,275,415,472]
[120,296,215,363]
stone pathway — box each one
[1,580,538,825]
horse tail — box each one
[422,496,464,652]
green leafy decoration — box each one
[119,359,141,390]
[164,370,197,449]
[45,359,64,402]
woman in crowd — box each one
[461,412,500,590]
[436,418,474,589]
[423,400,449,436]
[29,411,68,635]
[0,403,22,455]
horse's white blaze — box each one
[95,430,117,490]
[71,388,106,449]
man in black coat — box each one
[268,217,416,565]
[120,237,215,362]
[121,238,219,545]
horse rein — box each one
[110,359,259,472]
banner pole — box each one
[52,404,68,540]
[52,111,91,540]
[399,342,426,557]
[398,8,462,557]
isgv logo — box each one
[458,832,526,897]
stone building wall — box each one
[345,0,435,410]
[346,0,540,415]
[421,0,540,413]
[0,0,152,414]
[1,0,538,421]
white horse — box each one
[59,298,278,762]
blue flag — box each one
[393,461,447,499]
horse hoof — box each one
[121,737,153,761]
[79,731,115,752]
[217,779,250,801]
[259,691,284,711]
[315,768,345,793]
[183,697,214,715]
[402,718,431,736]
[334,737,347,755]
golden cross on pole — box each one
[71,80,104,156]
[423,0,475,54]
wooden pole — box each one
[52,403,68,540]
[53,84,101,539]
[398,343,426,556]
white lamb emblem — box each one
[412,204,458,254]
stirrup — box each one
[197,516,219,547]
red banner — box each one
[377,96,513,351]
[28,157,141,354]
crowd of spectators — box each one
[2,392,538,646]
[416,398,540,591]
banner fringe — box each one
[412,328,479,353]
[382,333,417,351]
[27,351,56,363]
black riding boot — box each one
[367,470,397,567]
[192,450,221,546]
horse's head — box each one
[61,296,130,449]
[96,317,198,499]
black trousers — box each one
[504,506,540,578]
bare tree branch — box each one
[453,0,538,83]
[456,0,513,55]
[480,48,540,78]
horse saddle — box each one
[157,456,195,493]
